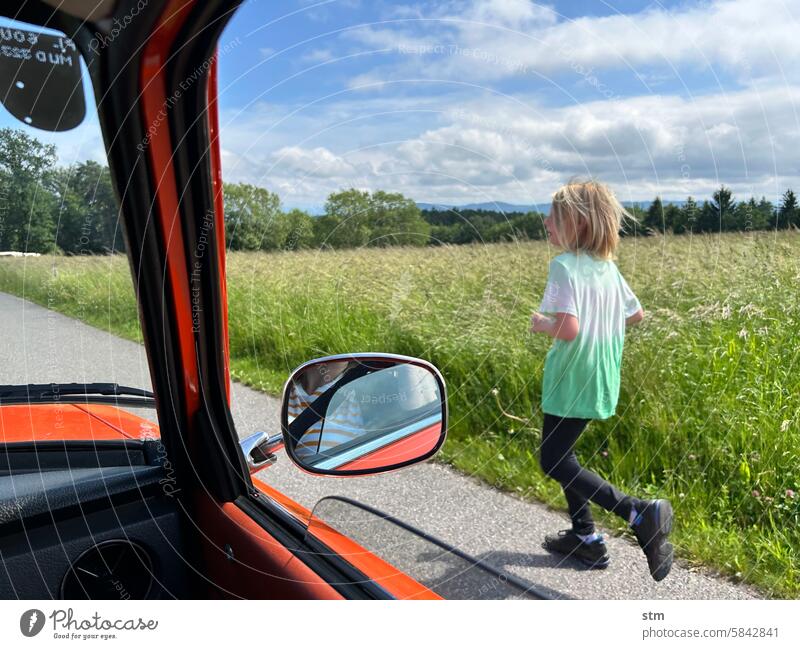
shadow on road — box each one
[414,549,573,600]
[484,548,608,571]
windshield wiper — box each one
[0,383,156,408]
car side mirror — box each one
[280,353,447,476]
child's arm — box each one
[535,259,578,340]
[530,311,579,341]
[625,308,645,326]
[619,271,643,327]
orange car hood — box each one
[0,403,159,443]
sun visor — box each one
[0,25,86,131]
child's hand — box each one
[530,312,554,334]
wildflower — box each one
[751,489,760,498]
[688,453,696,460]
[738,303,764,318]
[764,496,774,504]
[601,450,608,457]
[780,420,791,433]
[786,489,796,499]
[491,387,499,396]
[689,302,719,320]
[721,304,732,319]
[737,328,748,340]
[678,492,685,499]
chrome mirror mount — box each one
[239,431,283,474]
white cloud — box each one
[192,1,800,207]
[302,48,334,63]
[219,81,800,206]
[461,0,559,28]
[344,0,800,83]
[301,0,363,22]
[272,145,362,178]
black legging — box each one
[540,414,638,535]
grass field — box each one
[1,231,799,596]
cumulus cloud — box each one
[213,0,799,207]
[220,81,800,206]
[272,145,362,178]
[345,0,800,83]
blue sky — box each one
[3,0,799,210]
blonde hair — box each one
[549,178,634,260]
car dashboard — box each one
[0,440,191,599]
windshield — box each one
[210,0,799,602]
[0,18,156,433]
[1,1,794,603]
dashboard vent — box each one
[61,540,154,599]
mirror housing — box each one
[280,353,447,476]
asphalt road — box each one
[0,291,762,599]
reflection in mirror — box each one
[282,354,446,475]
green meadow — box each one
[1,231,798,596]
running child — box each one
[529,179,674,581]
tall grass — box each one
[2,231,798,596]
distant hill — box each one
[416,201,545,213]
[416,200,689,213]
[297,199,690,215]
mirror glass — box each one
[282,355,445,475]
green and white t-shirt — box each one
[538,251,641,420]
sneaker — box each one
[631,499,674,581]
[542,529,610,569]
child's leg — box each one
[563,485,595,535]
[539,414,638,523]
[540,415,597,532]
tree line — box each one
[0,128,122,254]
[634,187,799,234]
[223,185,430,251]
[1,127,797,255]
